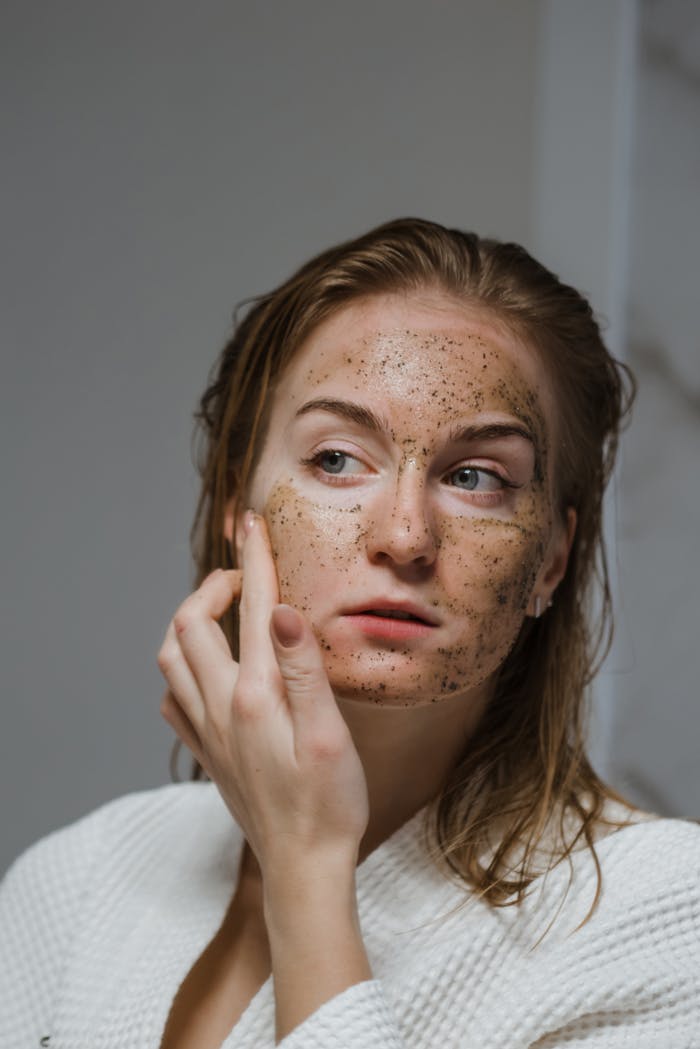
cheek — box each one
[264,481,548,619]
[439,516,545,614]
[262,481,365,613]
[261,480,551,707]
[433,511,547,674]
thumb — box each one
[269,604,333,720]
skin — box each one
[158,288,575,1042]
[251,294,561,712]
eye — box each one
[308,449,364,476]
[445,466,504,492]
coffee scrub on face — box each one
[248,293,567,710]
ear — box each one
[528,507,576,618]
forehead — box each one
[278,290,553,435]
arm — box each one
[158,513,389,1044]
[264,858,371,1042]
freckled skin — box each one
[249,291,565,711]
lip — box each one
[342,613,436,641]
[341,598,440,630]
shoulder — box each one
[1,781,234,978]
[512,811,700,949]
[2,781,224,900]
[0,783,229,1041]
[489,817,700,1042]
[593,814,700,935]
[595,812,700,888]
[533,813,700,952]
[562,810,700,912]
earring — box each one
[534,595,542,618]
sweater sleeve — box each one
[278,981,404,1049]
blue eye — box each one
[447,466,503,492]
[318,450,348,474]
[301,448,365,480]
[451,467,479,490]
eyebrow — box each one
[295,397,536,450]
[448,421,536,450]
[295,397,388,433]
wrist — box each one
[269,890,371,1042]
[261,849,372,1043]
[262,852,359,935]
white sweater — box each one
[1,782,699,1049]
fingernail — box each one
[270,604,303,648]
[243,509,257,536]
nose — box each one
[365,460,438,568]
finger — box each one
[269,604,340,735]
[157,621,205,728]
[160,689,209,772]
[238,514,280,690]
[172,570,242,710]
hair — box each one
[186,218,635,911]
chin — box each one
[315,627,504,709]
[325,660,483,710]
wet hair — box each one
[187,218,635,910]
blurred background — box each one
[1,0,698,874]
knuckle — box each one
[156,649,166,672]
[173,588,209,632]
[159,692,175,720]
[281,661,320,692]
[230,684,262,723]
[156,643,177,674]
[307,730,345,762]
[172,605,196,636]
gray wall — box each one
[5,1,694,878]
[1,0,541,872]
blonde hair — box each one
[188,218,635,908]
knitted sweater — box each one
[1,783,699,1049]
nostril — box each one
[363,498,438,566]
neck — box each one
[337,684,491,862]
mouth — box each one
[343,599,439,626]
[359,609,430,623]
[340,600,439,640]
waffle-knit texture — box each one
[1,782,698,1048]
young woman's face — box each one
[244,289,570,709]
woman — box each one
[1,219,698,1049]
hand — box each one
[157,512,370,884]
